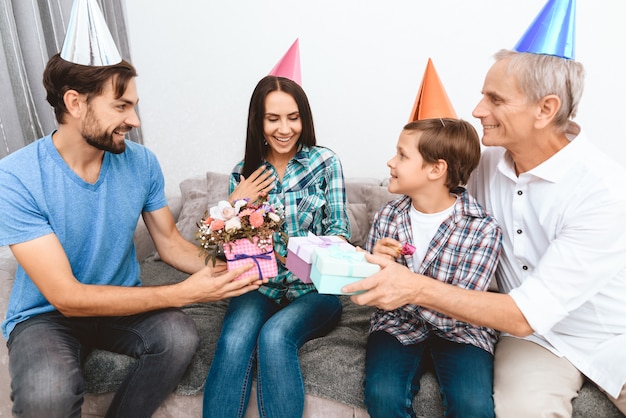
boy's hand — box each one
[372,237,403,260]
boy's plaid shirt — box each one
[365,189,502,354]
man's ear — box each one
[535,94,560,129]
[63,89,84,119]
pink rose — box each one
[210,219,225,231]
[400,243,416,256]
[249,211,265,228]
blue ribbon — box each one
[228,250,274,279]
[326,246,363,276]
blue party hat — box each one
[514,0,576,60]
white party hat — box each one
[60,0,122,66]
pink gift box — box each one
[286,233,354,283]
[223,236,278,281]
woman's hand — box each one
[229,166,275,203]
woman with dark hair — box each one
[202,75,351,418]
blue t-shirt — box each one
[0,132,168,339]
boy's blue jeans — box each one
[202,290,342,418]
[7,308,199,418]
[364,330,494,418]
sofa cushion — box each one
[176,172,230,244]
[361,185,400,228]
[346,203,368,248]
[204,171,231,206]
[175,175,209,243]
[344,179,383,204]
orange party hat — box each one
[268,38,302,85]
[408,58,457,122]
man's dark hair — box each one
[43,53,137,124]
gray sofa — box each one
[0,171,623,418]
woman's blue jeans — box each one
[202,290,342,418]
[364,331,494,418]
[7,308,199,418]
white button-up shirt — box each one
[468,126,626,397]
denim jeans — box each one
[364,331,494,418]
[7,308,199,418]
[202,290,342,418]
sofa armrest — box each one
[0,246,17,326]
[1,246,18,410]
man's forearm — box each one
[157,236,209,274]
[416,277,533,337]
[55,281,189,317]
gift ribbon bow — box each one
[294,234,337,257]
[326,246,363,276]
[229,250,274,279]
[309,234,336,247]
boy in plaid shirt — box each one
[363,118,502,418]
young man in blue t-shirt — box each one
[0,54,264,418]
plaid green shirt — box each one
[230,145,351,303]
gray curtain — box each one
[0,0,142,159]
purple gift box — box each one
[286,233,354,283]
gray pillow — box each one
[175,172,230,244]
[175,176,209,243]
[205,171,230,206]
[361,185,399,226]
[347,203,368,248]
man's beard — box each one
[82,107,131,154]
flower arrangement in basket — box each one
[196,193,284,280]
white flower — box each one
[233,199,248,214]
[224,216,242,232]
[210,201,236,220]
[268,212,281,223]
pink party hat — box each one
[514,0,576,59]
[269,38,302,85]
[61,0,122,66]
[408,58,457,122]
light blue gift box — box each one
[286,233,354,284]
[310,246,380,295]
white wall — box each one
[123,1,626,196]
